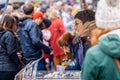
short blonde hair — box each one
[47,9,60,20]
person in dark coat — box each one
[17,3,51,70]
[33,11,53,70]
[0,15,22,80]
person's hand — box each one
[50,51,53,55]
[45,58,50,63]
[44,46,52,54]
[62,66,66,72]
[17,52,23,60]
[48,46,53,54]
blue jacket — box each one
[18,18,51,63]
[0,29,22,71]
[65,37,84,70]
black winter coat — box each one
[0,28,22,71]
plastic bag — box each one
[14,57,43,80]
[15,56,81,80]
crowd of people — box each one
[0,0,120,80]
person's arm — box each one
[5,31,22,68]
[29,22,51,54]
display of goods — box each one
[14,58,81,80]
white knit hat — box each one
[95,0,120,28]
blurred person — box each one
[33,11,44,27]
[33,11,53,70]
[58,20,96,70]
[40,7,47,14]
[85,0,93,10]
[17,5,25,18]
[47,9,67,68]
[33,11,51,43]
[12,15,27,66]
[59,2,67,15]
[61,8,74,31]
[86,3,93,10]
[92,0,99,11]
[13,3,20,11]
[67,0,79,15]
[74,9,95,56]
[41,18,51,29]
[82,0,120,80]
[45,8,51,18]
[0,15,22,80]
[33,11,51,37]
[54,1,63,11]
[33,11,51,28]
[6,5,13,15]
[40,1,49,9]
[42,29,53,70]
[11,3,20,17]
[17,3,51,70]
[48,1,56,9]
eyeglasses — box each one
[75,22,82,27]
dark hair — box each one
[0,9,4,14]
[13,4,20,10]
[39,18,51,30]
[40,8,47,14]
[2,15,17,31]
[74,10,95,24]
[23,3,34,15]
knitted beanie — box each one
[95,0,120,28]
[33,11,44,20]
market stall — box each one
[14,58,81,80]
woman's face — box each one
[74,18,84,36]
[12,23,18,32]
[34,18,43,25]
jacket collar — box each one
[99,29,120,40]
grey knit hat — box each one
[95,0,120,28]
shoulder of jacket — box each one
[86,45,99,55]
[5,31,14,37]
